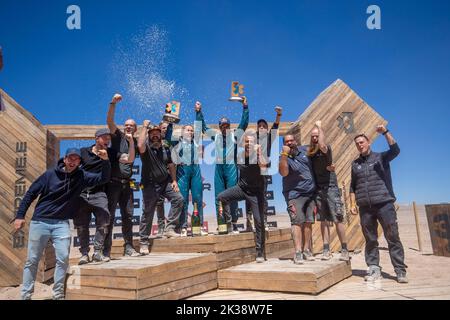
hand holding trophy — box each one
[229,81,245,102]
[163,101,181,124]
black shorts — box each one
[314,185,344,223]
[287,196,315,225]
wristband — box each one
[280,152,289,157]
[382,129,389,135]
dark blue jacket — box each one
[15,158,111,221]
[350,143,400,207]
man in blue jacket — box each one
[14,148,111,300]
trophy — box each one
[229,81,244,102]
[163,100,181,124]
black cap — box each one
[95,128,111,138]
[65,148,81,158]
[257,119,268,126]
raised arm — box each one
[165,123,179,147]
[194,101,214,136]
[377,124,400,162]
[138,120,150,154]
[107,94,122,134]
[237,96,249,131]
[279,145,290,177]
[272,106,282,130]
[315,120,328,154]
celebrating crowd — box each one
[14,93,407,300]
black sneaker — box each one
[256,251,265,263]
[231,223,240,235]
[303,249,315,261]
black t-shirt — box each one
[80,146,120,190]
[110,128,138,179]
[140,141,173,185]
[310,145,338,187]
[238,157,265,193]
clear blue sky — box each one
[1,0,449,212]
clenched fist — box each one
[315,120,322,128]
[282,145,290,155]
[143,120,151,128]
[97,149,109,160]
[111,94,122,104]
[125,133,133,142]
[275,106,283,115]
[195,101,202,112]
[376,124,387,134]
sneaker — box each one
[140,244,149,255]
[321,249,332,260]
[256,251,265,263]
[246,217,255,233]
[78,254,90,265]
[124,245,140,257]
[157,224,165,237]
[303,249,315,261]
[52,295,65,300]
[264,223,269,232]
[181,228,188,237]
[339,249,350,261]
[396,271,409,284]
[364,266,382,282]
[293,251,304,265]
[231,223,240,235]
[200,230,209,236]
[164,229,180,238]
[92,251,110,263]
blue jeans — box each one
[21,219,71,300]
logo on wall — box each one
[337,112,355,134]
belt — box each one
[111,177,132,184]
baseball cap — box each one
[148,125,161,132]
[257,119,268,126]
[65,148,81,158]
[95,128,111,138]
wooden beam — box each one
[44,122,294,140]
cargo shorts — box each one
[314,185,344,223]
[287,195,315,225]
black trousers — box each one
[139,179,184,245]
[104,181,134,255]
[218,185,266,253]
[245,176,269,222]
[359,201,407,274]
[73,191,110,255]
[156,196,165,228]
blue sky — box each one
[1,0,449,214]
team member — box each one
[217,131,269,262]
[74,128,133,265]
[279,134,316,264]
[245,106,282,232]
[166,107,208,236]
[196,99,249,233]
[105,93,139,257]
[308,121,349,261]
[14,148,110,300]
[155,121,170,236]
[350,125,408,283]
[137,121,184,254]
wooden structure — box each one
[0,79,387,288]
[66,253,217,300]
[70,228,294,270]
[0,89,58,287]
[218,258,352,294]
[425,204,450,257]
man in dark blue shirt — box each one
[279,134,316,264]
[14,148,110,300]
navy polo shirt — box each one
[282,145,315,201]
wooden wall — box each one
[287,79,387,253]
[0,88,56,287]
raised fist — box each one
[111,94,122,104]
[275,106,283,115]
[376,125,387,134]
[315,120,322,128]
[282,145,290,154]
[241,96,248,106]
[97,149,109,160]
[195,101,202,112]
[143,120,151,128]
[125,133,133,142]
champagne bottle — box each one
[191,202,201,237]
[218,202,228,235]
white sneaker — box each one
[181,228,188,237]
[200,230,209,236]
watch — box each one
[382,129,389,135]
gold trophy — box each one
[229,81,244,102]
[163,100,181,124]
